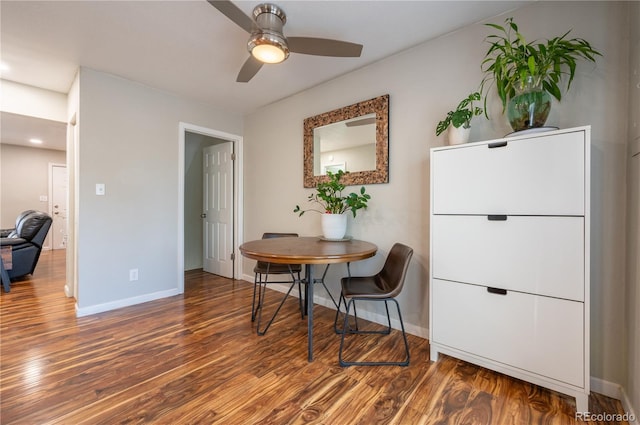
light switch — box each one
[39,195,48,202]
[96,183,105,196]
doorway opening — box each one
[178,123,243,293]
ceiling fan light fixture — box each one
[248,31,289,64]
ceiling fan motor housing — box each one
[247,3,289,63]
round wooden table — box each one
[240,236,377,361]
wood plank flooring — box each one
[0,250,629,424]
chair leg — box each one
[315,265,338,309]
[295,270,305,320]
[251,272,262,322]
[256,280,299,336]
[255,264,303,336]
[338,297,410,367]
[334,293,346,334]
[334,293,360,334]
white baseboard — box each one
[619,385,639,425]
[589,377,638,422]
[75,288,180,317]
[591,376,623,400]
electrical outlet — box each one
[129,269,138,281]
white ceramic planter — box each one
[321,213,347,239]
[448,125,471,145]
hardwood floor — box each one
[0,250,629,424]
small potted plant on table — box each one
[294,170,370,240]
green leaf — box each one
[527,56,536,75]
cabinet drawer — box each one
[431,279,584,388]
[431,131,585,215]
[432,215,584,301]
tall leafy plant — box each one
[481,17,601,112]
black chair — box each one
[0,210,36,238]
[1,211,53,291]
[334,243,413,366]
[252,233,304,335]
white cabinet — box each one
[431,131,585,215]
[429,127,590,412]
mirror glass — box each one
[303,94,389,188]
[313,113,376,176]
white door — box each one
[51,164,68,249]
[203,143,233,278]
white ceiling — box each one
[0,0,530,151]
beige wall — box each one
[626,1,640,418]
[75,67,243,311]
[243,1,632,393]
[0,144,66,250]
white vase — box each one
[321,213,347,239]
[448,125,471,145]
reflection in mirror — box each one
[303,94,389,188]
[314,113,376,176]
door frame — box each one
[178,122,243,293]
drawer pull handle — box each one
[488,215,507,221]
[487,287,507,295]
[488,141,508,149]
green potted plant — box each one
[294,170,370,239]
[435,91,483,144]
[481,17,601,132]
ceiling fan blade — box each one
[207,0,254,33]
[288,37,363,57]
[236,56,263,82]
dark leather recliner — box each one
[1,211,52,280]
[0,210,36,238]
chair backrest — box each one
[15,210,37,228]
[16,211,52,248]
[5,210,37,238]
[262,232,299,239]
[379,243,413,298]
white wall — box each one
[243,1,631,391]
[75,67,242,313]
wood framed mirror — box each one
[303,94,389,188]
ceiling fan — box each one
[207,1,363,82]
